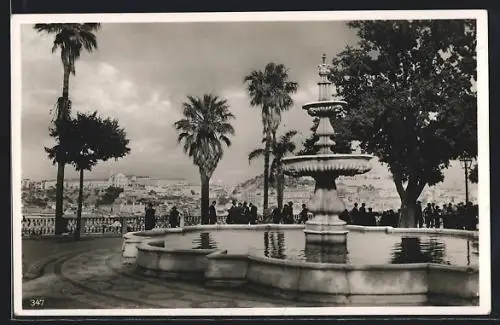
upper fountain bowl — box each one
[303,100,347,118]
[282,154,373,177]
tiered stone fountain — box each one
[121,54,479,306]
[282,54,373,245]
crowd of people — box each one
[142,202,180,231]
[140,199,479,231]
[339,201,478,230]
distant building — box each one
[108,173,129,188]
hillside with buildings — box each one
[232,170,478,213]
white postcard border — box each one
[11,9,490,317]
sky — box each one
[19,20,470,187]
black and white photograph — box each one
[11,10,490,316]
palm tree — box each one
[244,63,298,212]
[45,111,130,240]
[248,130,298,211]
[173,94,235,224]
[34,23,101,234]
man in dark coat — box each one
[208,201,217,225]
[169,206,180,228]
[351,203,359,225]
[145,203,156,230]
[226,200,237,224]
[299,204,309,224]
[249,203,258,224]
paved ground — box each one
[21,237,318,310]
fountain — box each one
[120,54,479,306]
[282,54,372,245]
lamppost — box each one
[460,157,473,204]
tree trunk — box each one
[54,163,66,234]
[62,64,70,99]
[200,172,210,225]
[276,164,284,211]
[399,197,417,228]
[263,132,271,211]
[54,65,71,235]
[74,169,84,241]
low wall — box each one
[135,239,217,280]
[127,224,479,306]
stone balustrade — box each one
[21,213,312,238]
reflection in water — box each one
[192,232,218,250]
[263,231,286,259]
[391,237,447,264]
[173,230,475,266]
[304,242,348,264]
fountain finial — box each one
[322,53,326,64]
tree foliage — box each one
[34,23,101,75]
[173,94,235,223]
[46,112,131,172]
[299,117,353,155]
[244,63,299,210]
[96,186,125,206]
[249,129,298,210]
[174,95,235,179]
[323,20,477,226]
[249,130,298,184]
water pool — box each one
[158,228,478,267]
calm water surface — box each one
[162,229,478,267]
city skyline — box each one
[21,21,472,187]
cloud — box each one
[18,21,472,188]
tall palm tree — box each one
[248,130,298,211]
[244,63,298,212]
[174,94,235,224]
[34,23,101,234]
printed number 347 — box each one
[30,298,45,307]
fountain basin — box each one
[123,225,478,306]
[282,154,372,177]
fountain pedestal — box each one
[282,54,373,246]
[304,174,347,244]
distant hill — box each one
[232,174,315,194]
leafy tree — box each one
[34,23,101,234]
[326,20,477,227]
[249,130,298,210]
[97,186,124,206]
[173,95,235,224]
[46,111,130,240]
[244,63,298,212]
[298,117,353,155]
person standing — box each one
[351,203,359,225]
[416,201,424,228]
[144,203,156,230]
[287,201,295,224]
[359,203,367,226]
[272,206,282,224]
[208,201,217,225]
[169,206,180,228]
[226,200,237,224]
[299,204,309,224]
[339,209,350,223]
[249,203,258,224]
[242,201,250,224]
[423,203,433,228]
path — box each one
[21,237,318,310]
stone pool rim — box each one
[123,224,479,306]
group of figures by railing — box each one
[21,213,314,238]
